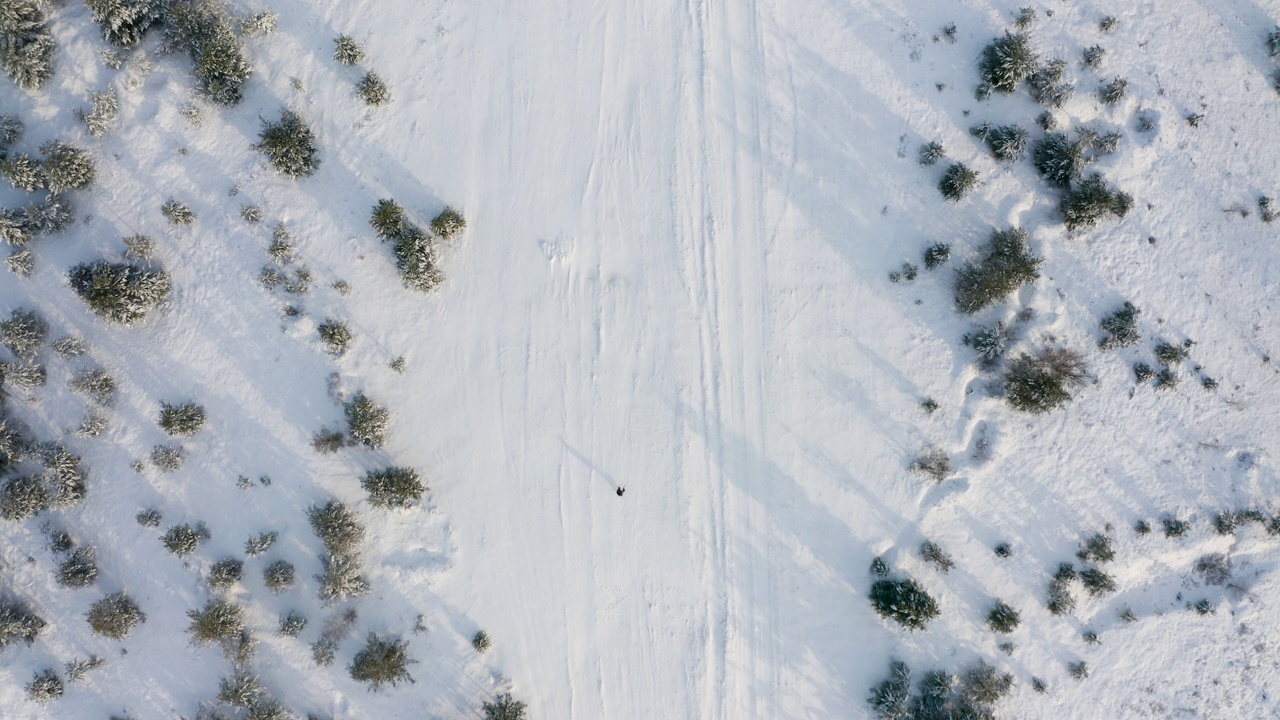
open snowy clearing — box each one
[2,0,1280,718]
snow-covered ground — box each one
[3,0,1280,718]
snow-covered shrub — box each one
[262,559,295,593]
[1099,16,1117,32]
[361,466,425,508]
[1,153,43,190]
[158,401,206,436]
[267,223,295,263]
[1027,59,1072,108]
[0,307,46,360]
[1099,302,1140,350]
[317,320,351,354]
[0,474,46,521]
[86,592,144,638]
[937,162,978,201]
[276,610,306,637]
[1155,340,1191,365]
[1076,533,1114,563]
[983,124,1028,162]
[86,0,162,47]
[870,556,890,577]
[1133,362,1154,383]
[986,600,1020,633]
[315,551,370,604]
[333,34,363,65]
[0,0,56,91]
[953,227,1041,314]
[25,669,63,703]
[308,500,364,555]
[1047,574,1075,616]
[909,449,950,482]
[311,638,337,666]
[217,671,263,708]
[978,32,1036,94]
[1079,566,1116,596]
[959,662,1013,706]
[1082,44,1106,69]
[349,633,415,690]
[1163,516,1189,537]
[208,558,243,589]
[964,322,1008,362]
[40,142,96,193]
[4,248,30,276]
[1099,77,1127,105]
[0,113,21,155]
[67,369,114,406]
[1134,519,1151,535]
[430,206,466,239]
[994,542,1012,558]
[38,445,86,508]
[1003,348,1086,414]
[472,630,492,653]
[2,359,44,388]
[1154,367,1179,390]
[69,260,172,324]
[868,660,910,719]
[888,262,918,283]
[163,523,202,556]
[1060,173,1131,230]
[918,540,954,573]
[123,234,154,260]
[20,193,75,235]
[238,11,277,36]
[311,429,345,453]
[244,530,277,557]
[256,110,320,178]
[922,243,950,269]
[164,0,252,106]
[76,411,106,437]
[135,508,162,527]
[57,547,98,587]
[151,444,184,472]
[394,226,444,291]
[1194,553,1231,586]
[917,141,944,166]
[0,598,45,647]
[869,577,938,630]
[483,694,527,720]
[187,598,245,645]
[79,88,119,138]
[344,392,389,448]
[370,198,406,239]
[1032,132,1088,188]
[356,71,389,106]
[64,655,105,683]
[161,198,195,225]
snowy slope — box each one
[2,0,1280,718]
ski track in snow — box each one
[3,0,1280,718]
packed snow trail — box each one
[3,0,1280,718]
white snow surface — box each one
[3,0,1280,718]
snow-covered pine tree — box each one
[0,0,56,91]
[256,109,320,177]
[164,0,252,106]
[68,260,172,324]
[86,0,163,48]
[39,142,96,193]
[78,88,119,137]
[0,152,42,191]
[978,32,1036,94]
